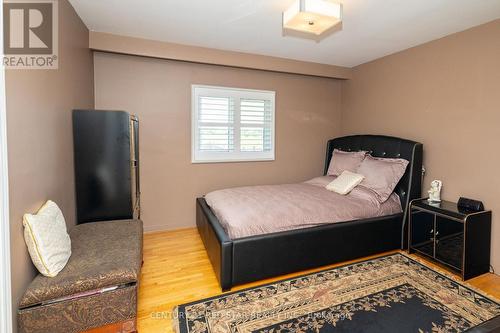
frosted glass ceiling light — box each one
[283,0,342,37]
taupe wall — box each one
[341,19,500,271]
[89,32,352,79]
[94,52,342,231]
[6,0,94,329]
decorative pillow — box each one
[357,155,409,203]
[23,200,71,277]
[327,149,367,176]
[326,171,365,195]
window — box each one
[192,85,275,163]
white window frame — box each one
[191,85,275,163]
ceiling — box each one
[69,0,500,68]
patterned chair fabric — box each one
[18,219,143,333]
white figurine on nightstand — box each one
[428,180,442,203]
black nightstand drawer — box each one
[408,198,491,280]
[410,210,434,258]
[435,215,463,271]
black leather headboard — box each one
[324,135,423,236]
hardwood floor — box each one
[138,228,500,333]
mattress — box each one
[204,176,403,239]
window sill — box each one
[191,157,275,164]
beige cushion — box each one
[23,200,71,277]
[326,171,365,195]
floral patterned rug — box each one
[174,253,500,333]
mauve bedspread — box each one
[204,176,402,239]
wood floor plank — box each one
[138,228,500,333]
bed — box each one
[196,135,423,291]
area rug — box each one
[174,253,500,333]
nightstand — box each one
[408,198,491,280]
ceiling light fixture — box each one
[283,0,342,38]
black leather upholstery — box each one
[196,199,232,290]
[324,135,423,210]
[197,135,423,291]
[324,135,423,248]
[232,213,402,286]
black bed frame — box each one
[197,135,423,291]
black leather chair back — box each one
[324,135,423,215]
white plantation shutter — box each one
[192,86,275,163]
[240,99,273,153]
[198,96,235,152]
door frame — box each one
[0,1,13,332]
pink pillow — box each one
[357,155,409,203]
[327,149,367,176]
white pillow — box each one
[326,171,365,195]
[23,200,72,277]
